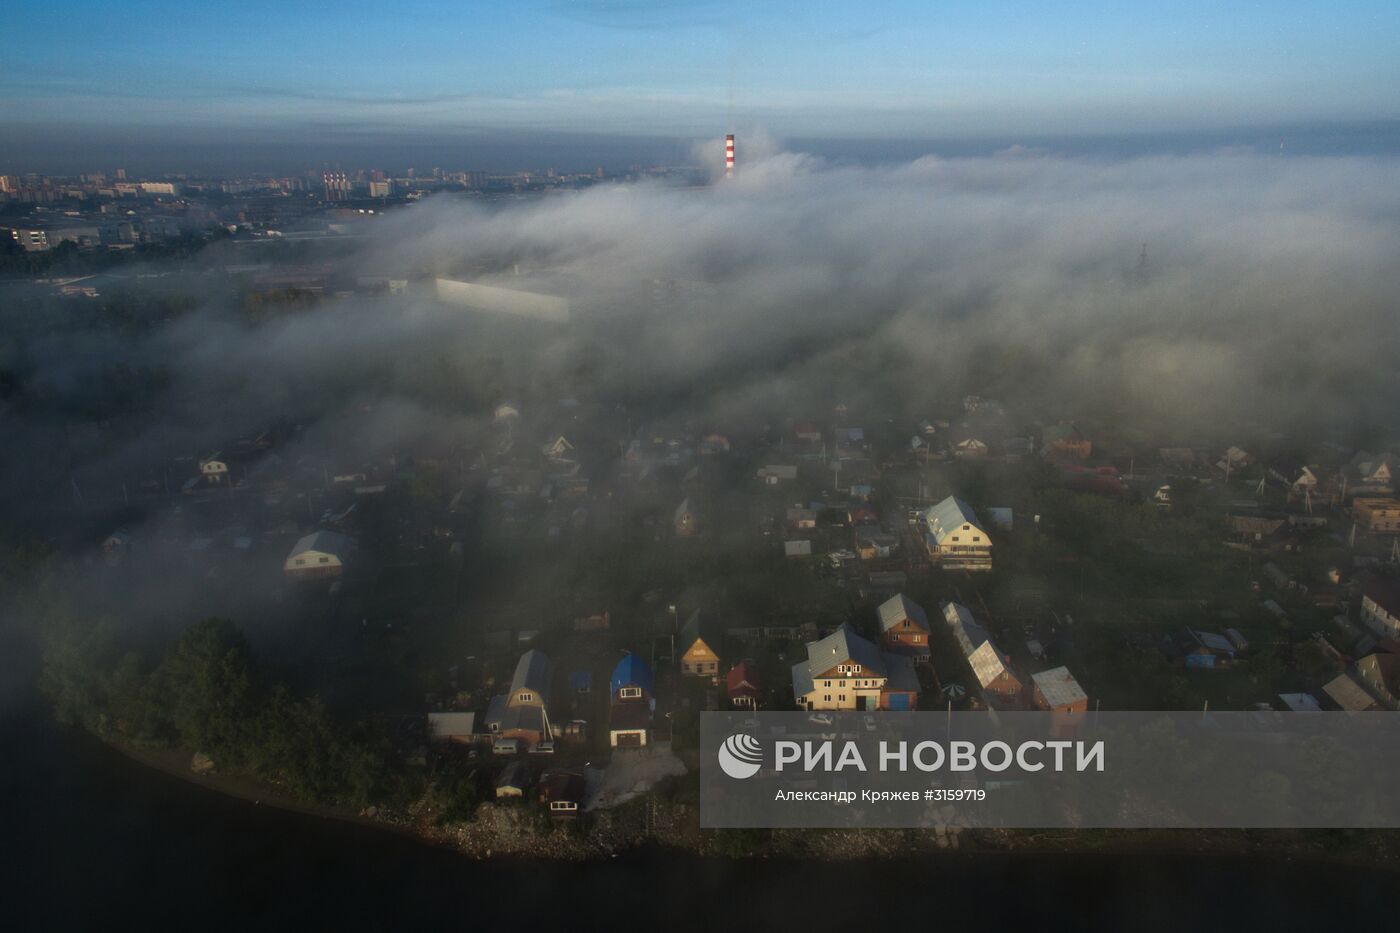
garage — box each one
[610,730,647,748]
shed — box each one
[426,712,477,743]
[784,540,813,557]
[1277,692,1322,712]
[539,769,586,818]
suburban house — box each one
[1353,498,1400,535]
[1216,446,1253,474]
[1322,671,1382,711]
[1031,667,1089,713]
[726,661,761,709]
[877,593,931,662]
[1041,423,1092,460]
[283,530,352,580]
[923,496,993,571]
[540,434,577,463]
[608,653,655,747]
[674,498,699,537]
[1360,578,1400,639]
[1347,452,1395,497]
[1174,629,1237,669]
[1352,652,1400,710]
[199,452,230,484]
[539,769,586,819]
[484,649,554,749]
[952,437,988,459]
[790,623,921,711]
[678,610,722,678]
[1267,460,1322,500]
[942,601,1022,702]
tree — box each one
[155,618,259,765]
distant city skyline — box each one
[4,1,1400,172]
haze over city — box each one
[7,3,1400,931]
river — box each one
[7,703,1395,932]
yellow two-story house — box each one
[791,624,919,711]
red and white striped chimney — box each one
[725,134,735,179]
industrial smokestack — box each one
[725,134,735,179]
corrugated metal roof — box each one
[924,496,986,545]
[485,698,547,734]
[805,624,886,676]
[942,601,992,657]
[884,654,921,693]
[510,649,553,703]
[791,659,815,699]
[967,641,1009,689]
[1191,629,1236,654]
[1032,666,1087,708]
[610,653,654,696]
[727,661,760,695]
[1322,673,1379,711]
[877,593,929,633]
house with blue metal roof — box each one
[610,653,654,699]
[609,653,655,747]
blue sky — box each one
[4,1,1400,165]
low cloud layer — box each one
[352,146,1400,434]
[8,145,1400,524]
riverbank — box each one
[106,732,1400,871]
[107,739,419,834]
[15,715,1400,932]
